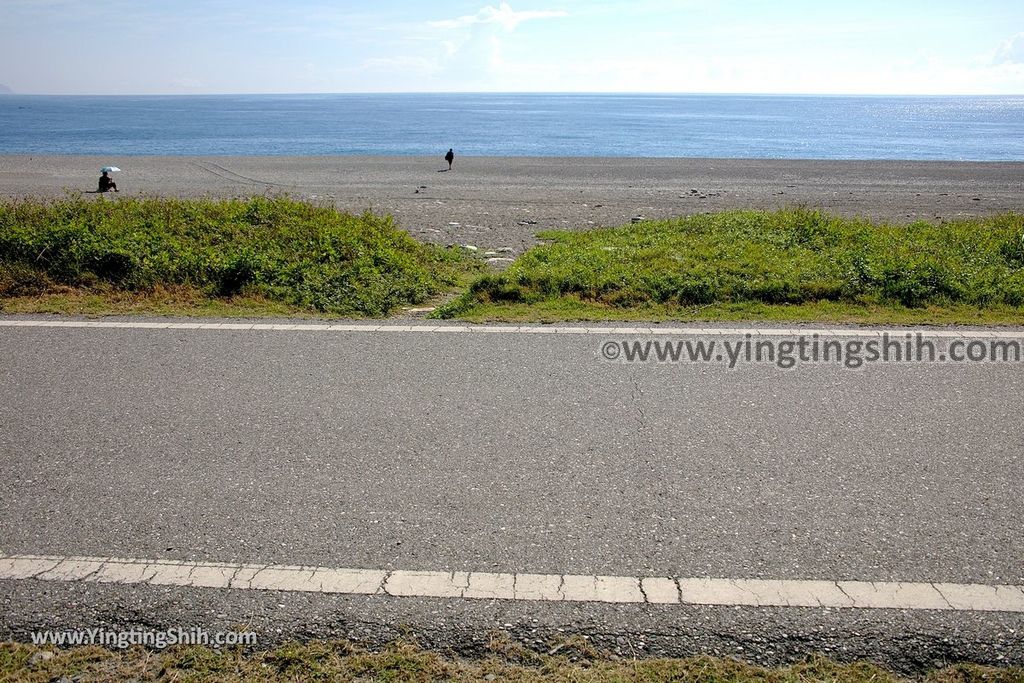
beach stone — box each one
[483,251,498,256]
[496,247,515,253]
[462,245,478,251]
[487,257,515,265]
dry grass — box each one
[2,639,1022,683]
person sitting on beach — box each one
[445,148,454,170]
[98,171,118,193]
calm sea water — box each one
[0,93,1022,160]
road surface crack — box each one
[27,561,61,579]
[834,582,857,607]
[307,567,326,592]
[78,563,107,583]
[931,583,956,609]
[729,579,764,606]
[227,564,245,589]
[246,565,269,590]
[139,563,159,583]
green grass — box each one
[434,209,1024,325]
[0,195,480,317]
[3,639,1022,683]
[6,202,1024,325]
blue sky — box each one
[1,0,1022,95]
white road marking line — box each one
[1,319,1021,338]
[1,554,1022,612]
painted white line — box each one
[1,554,1022,612]
[0,319,1022,339]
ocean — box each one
[0,93,1022,161]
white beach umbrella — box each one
[101,166,120,173]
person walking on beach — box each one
[444,148,454,170]
[97,170,118,193]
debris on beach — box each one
[682,188,722,199]
[517,219,538,225]
[462,244,478,252]
[487,257,515,266]
[631,216,646,223]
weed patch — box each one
[436,209,1024,324]
[0,195,479,317]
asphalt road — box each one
[1,320,1022,669]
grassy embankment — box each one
[0,196,479,317]
[3,639,1022,683]
[436,209,1024,325]
[3,198,1024,325]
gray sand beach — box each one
[1,155,1021,253]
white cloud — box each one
[429,2,567,32]
[993,32,1024,65]
[411,3,568,90]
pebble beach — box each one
[1,155,1021,255]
